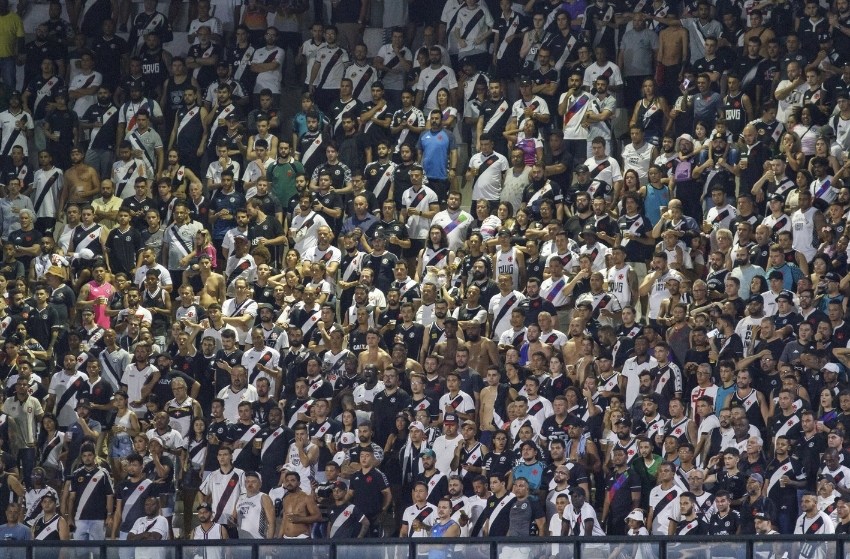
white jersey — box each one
[31,167,63,219]
[416,65,458,113]
[792,206,818,262]
[312,44,348,91]
[648,485,680,535]
[0,109,33,156]
[495,247,521,290]
[606,264,632,309]
[250,46,284,94]
[236,492,270,539]
[621,141,655,180]
[647,269,682,319]
[190,523,224,559]
[290,211,328,255]
[241,346,281,395]
[560,91,597,140]
[540,271,570,308]
[431,209,473,252]
[69,71,102,118]
[401,186,438,240]
[402,503,437,537]
[286,443,317,494]
[343,63,377,104]
[121,363,158,415]
[111,158,147,199]
[199,467,246,525]
[488,290,525,340]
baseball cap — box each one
[75,398,91,410]
[768,194,785,204]
[196,502,212,511]
[574,164,589,173]
[748,294,764,305]
[677,133,695,146]
[339,432,356,446]
[823,363,841,374]
[443,413,458,424]
[409,421,426,432]
[625,509,645,523]
[749,472,764,484]
[421,448,436,459]
[825,272,841,282]
[332,481,348,490]
[776,290,795,302]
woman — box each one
[512,208,532,241]
[179,229,217,269]
[159,148,203,198]
[780,131,806,181]
[600,406,624,461]
[182,416,208,537]
[630,78,669,146]
[618,169,642,215]
[809,137,841,175]
[793,105,821,160]
[749,275,768,298]
[715,228,734,270]
[482,430,515,484]
[36,414,64,491]
[417,226,454,282]
[471,199,501,243]
[336,409,359,439]
[507,119,543,166]
[109,389,140,481]
[817,387,840,432]
[435,88,457,131]
[810,253,832,296]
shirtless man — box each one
[433,317,462,377]
[62,147,101,206]
[479,365,517,434]
[184,253,226,307]
[656,21,689,104]
[561,318,586,366]
[463,321,499,374]
[278,471,321,539]
[357,328,392,372]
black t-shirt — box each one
[349,467,390,518]
[106,227,143,278]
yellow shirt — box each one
[0,13,23,58]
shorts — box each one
[109,433,133,458]
[405,238,425,260]
[159,493,175,516]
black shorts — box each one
[405,238,425,260]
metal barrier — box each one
[2,535,848,559]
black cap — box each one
[75,398,91,410]
[54,87,68,98]
[196,502,212,511]
[443,413,458,424]
[748,294,764,305]
[225,112,239,120]
[582,224,597,236]
[768,194,785,203]
[597,350,613,361]
[575,164,589,173]
[519,78,532,86]
[776,290,795,302]
[614,416,632,427]
[826,272,841,282]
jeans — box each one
[16,447,34,488]
[0,57,16,91]
[74,519,106,540]
[85,148,114,182]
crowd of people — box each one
[0,0,850,555]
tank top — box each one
[236,492,269,538]
[33,514,61,540]
[164,78,194,121]
[87,280,114,329]
[643,184,670,226]
[175,104,204,150]
[426,323,445,356]
[723,92,747,138]
[287,443,317,493]
[113,411,133,435]
[139,48,169,95]
[637,98,664,137]
[188,437,208,470]
[607,264,632,308]
[495,247,520,290]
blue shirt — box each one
[418,128,455,180]
[210,190,246,240]
[512,459,545,490]
[0,523,30,541]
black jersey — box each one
[70,465,114,521]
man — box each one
[347,447,392,537]
[112,453,159,540]
[65,443,114,540]
[199,447,246,534]
[233,471,274,539]
[647,461,680,535]
[167,86,207,174]
[418,110,457,206]
[415,46,458,114]
[467,133,509,213]
[559,71,597,165]
[794,492,835,551]
[32,493,68,540]
[2,375,42,478]
[0,91,33,164]
[675,491,708,535]
[308,26,347,113]
[500,476,545,556]
[127,495,169,547]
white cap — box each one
[339,432,356,446]
[625,509,645,523]
[409,421,426,432]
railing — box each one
[3,535,848,559]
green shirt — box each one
[267,158,304,209]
